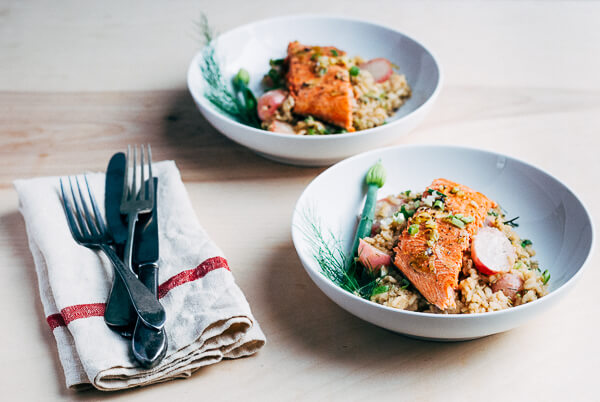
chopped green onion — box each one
[433,200,444,209]
[318,67,328,76]
[454,213,463,219]
[504,216,520,227]
[400,278,410,289]
[542,269,551,284]
[269,58,284,66]
[408,224,420,236]
[521,239,532,248]
[514,261,525,270]
[450,186,460,194]
[349,66,360,76]
[488,210,498,216]
[401,205,415,219]
[449,217,465,228]
[404,190,411,196]
[307,128,316,135]
[371,285,389,296]
[330,49,339,57]
[461,215,475,224]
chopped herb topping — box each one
[269,58,284,66]
[371,285,389,296]
[450,186,460,194]
[521,239,532,248]
[318,67,328,76]
[542,269,551,284]
[400,278,410,289]
[449,217,465,228]
[433,200,444,209]
[504,216,520,227]
[330,49,339,57]
[401,205,415,219]
[349,66,360,76]
[488,210,499,216]
[408,224,420,236]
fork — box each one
[59,176,166,330]
[121,145,154,275]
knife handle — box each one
[132,262,168,368]
[104,243,136,336]
[138,263,158,296]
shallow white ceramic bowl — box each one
[291,145,594,340]
[187,16,441,166]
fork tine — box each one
[84,176,107,234]
[69,176,92,239]
[147,144,154,203]
[122,145,131,205]
[132,145,138,202]
[60,178,83,241]
[139,144,146,201]
[74,176,100,238]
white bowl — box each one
[187,16,442,166]
[291,145,594,340]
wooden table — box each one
[1,1,598,400]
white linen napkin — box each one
[14,161,265,391]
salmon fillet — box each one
[285,41,355,131]
[393,179,497,310]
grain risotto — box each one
[358,179,549,314]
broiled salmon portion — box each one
[393,179,497,310]
[285,41,355,131]
[428,178,497,236]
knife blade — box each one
[104,152,136,334]
[131,177,168,367]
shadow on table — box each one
[158,89,323,182]
[256,242,509,373]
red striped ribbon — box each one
[46,256,229,330]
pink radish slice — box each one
[257,89,287,121]
[267,120,295,134]
[358,238,391,274]
[359,58,393,83]
[471,227,516,275]
[492,273,523,301]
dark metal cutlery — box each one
[131,177,168,367]
[103,148,167,367]
[59,176,166,330]
[104,152,136,334]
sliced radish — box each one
[359,58,393,83]
[471,227,516,275]
[358,238,391,274]
[492,273,523,300]
[257,89,287,121]
[267,120,295,134]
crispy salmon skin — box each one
[393,179,497,310]
[285,41,355,131]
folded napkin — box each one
[14,161,265,391]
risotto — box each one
[257,42,411,135]
[359,180,549,314]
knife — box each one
[131,177,168,367]
[104,152,136,335]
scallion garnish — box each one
[449,217,465,228]
[349,66,360,76]
[488,210,499,216]
[372,285,389,295]
[521,239,532,248]
[330,49,339,57]
[461,215,475,224]
[433,200,444,209]
[400,278,410,289]
[408,224,420,236]
[542,269,551,284]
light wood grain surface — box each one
[1,1,599,400]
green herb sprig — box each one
[198,14,260,127]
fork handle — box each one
[99,244,166,330]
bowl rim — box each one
[187,14,443,141]
[291,143,596,320]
